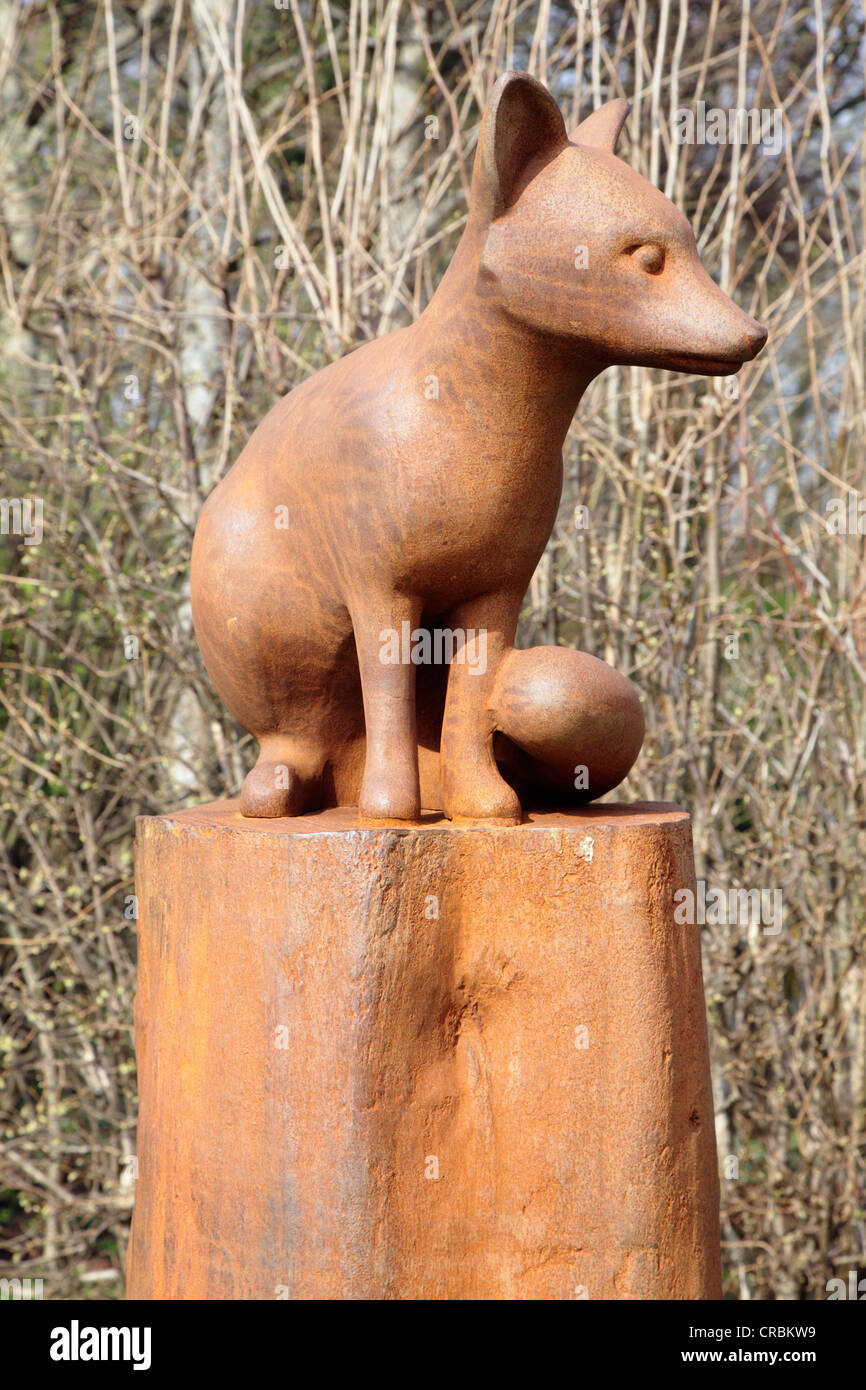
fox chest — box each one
[274,381,566,604]
[386,436,563,601]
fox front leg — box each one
[439,592,523,825]
[352,591,423,824]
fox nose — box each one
[743,319,768,358]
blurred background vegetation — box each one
[1,0,864,1300]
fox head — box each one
[471,72,767,374]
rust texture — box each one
[127,802,721,1300]
[190,72,766,826]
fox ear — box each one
[569,98,631,153]
[472,71,568,224]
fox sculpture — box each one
[191,71,767,824]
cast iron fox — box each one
[191,72,767,823]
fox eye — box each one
[630,243,665,275]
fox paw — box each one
[442,775,522,826]
[358,768,421,824]
[240,760,307,818]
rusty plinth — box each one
[126,801,720,1301]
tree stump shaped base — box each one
[126,800,720,1300]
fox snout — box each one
[735,316,769,365]
[707,313,768,375]
[656,258,768,375]
[743,320,769,356]
[664,246,767,373]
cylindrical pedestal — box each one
[126,800,720,1300]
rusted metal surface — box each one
[127,801,720,1300]
[190,72,766,825]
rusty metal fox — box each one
[191,72,766,823]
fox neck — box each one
[417,223,599,448]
